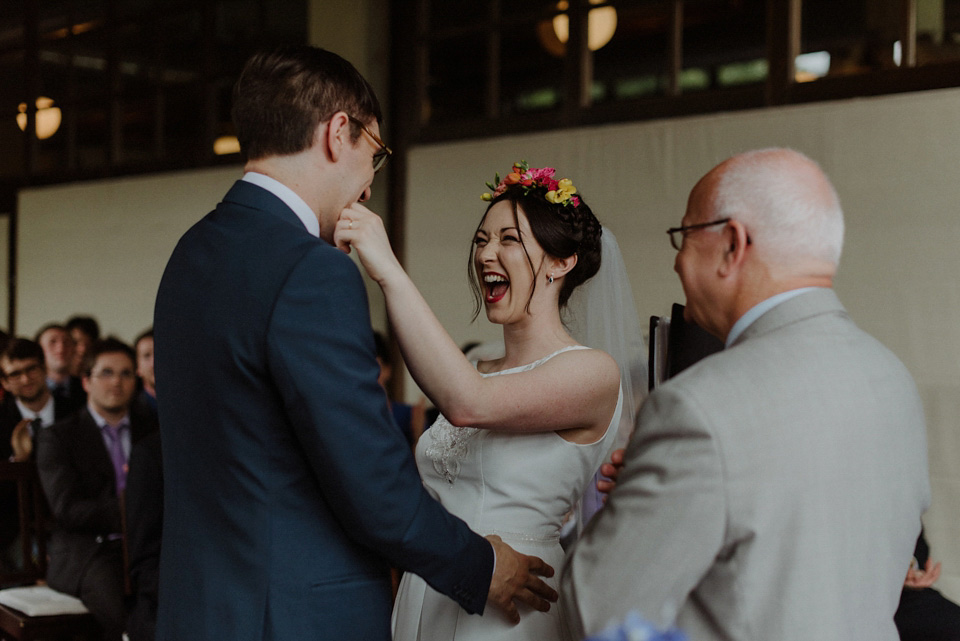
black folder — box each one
[648,303,724,390]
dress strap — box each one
[483,345,591,377]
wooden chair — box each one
[0,460,100,641]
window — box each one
[1,0,306,184]
[394,0,960,144]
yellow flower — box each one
[481,193,493,201]
[545,178,577,204]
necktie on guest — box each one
[103,422,129,494]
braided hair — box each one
[468,184,603,320]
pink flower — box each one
[527,167,556,183]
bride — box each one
[336,162,640,641]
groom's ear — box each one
[322,111,350,162]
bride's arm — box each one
[335,204,619,435]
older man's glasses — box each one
[666,218,731,251]
[348,115,392,173]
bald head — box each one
[675,149,844,340]
[707,148,844,278]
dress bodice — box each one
[415,346,623,544]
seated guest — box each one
[133,328,156,418]
[37,338,157,641]
[66,315,101,378]
[34,323,85,412]
[1,338,79,460]
[0,338,78,572]
[125,429,162,641]
[896,529,960,641]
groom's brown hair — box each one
[232,45,382,161]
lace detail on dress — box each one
[424,414,480,484]
[423,345,591,485]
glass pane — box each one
[0,1,25,50]
[502,21,563,115]
[917,0,960,66]
[685,0,767,90]
[599,0,769,103]
[163,83,204,161]
[121,96,158,163]
[594,3,670,103]
[801,0,894,78]
[426,34,487,124]
[75,104,109,171]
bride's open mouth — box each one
[483,272,509,303]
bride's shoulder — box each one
[546,346,620,383]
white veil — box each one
[564,227,647,534]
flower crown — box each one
[481,160,581,208]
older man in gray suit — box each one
[561,148,930,640]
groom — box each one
[154,46,556,641]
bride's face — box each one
[473,200,547,325]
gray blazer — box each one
[561,288,930,641]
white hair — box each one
[711,148,845,269]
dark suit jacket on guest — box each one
[153,180,494,641]
[0,395,77,550]
[36,406,156,595]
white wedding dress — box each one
[391,346,623,641]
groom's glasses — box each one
[348,115,392,173]
[666,218,731,251]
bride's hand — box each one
[335,203,403,285]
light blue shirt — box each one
[725,287,822,348]
[242,171,320,238]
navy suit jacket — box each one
[153,180,493,641]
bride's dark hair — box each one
[468,185,603,321]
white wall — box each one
[404,87,960,601]
[16,165,242,341]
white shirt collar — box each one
[725,287,821,348]
[15,395,55,428]
[242,171,320,238]
[87,404,131,430]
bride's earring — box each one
[548,274,554,284]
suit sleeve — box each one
[265,246,493,614]
[561,382,726,636]
[37,421,122,534]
